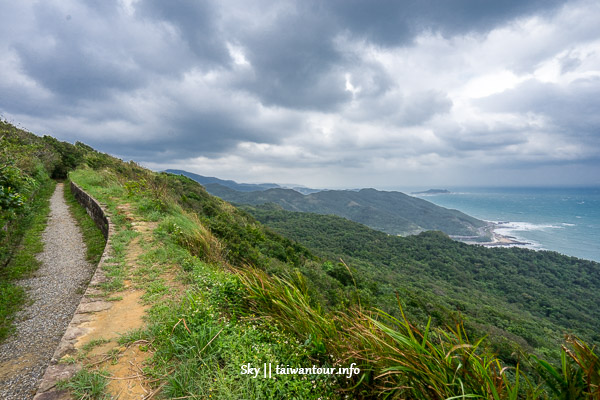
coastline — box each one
[453,222,531,248]
[481,225,531,247]
[421,187,599,262]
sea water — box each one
[410,187,600,262]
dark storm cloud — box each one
[236,13,351,110]
[135,0,230,66]
[12,2,145,101]
[322,0,566,45]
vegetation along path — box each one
[0,183,96,400]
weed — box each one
[57,368,110,400]
[81,338,110,354]
[59,356,77,365]
[117,328,150,346]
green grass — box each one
[68,168,141,296]
[98,229,138,294]
[57,368,110,400]
[0,178,55,342]
[81,338,110,353]
[64,180,106,265]
[132,260,340,399]
[70,167,340,397]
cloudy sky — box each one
[1,0,599,189]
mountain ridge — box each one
[165,169,282,192]
[191,179,489,238]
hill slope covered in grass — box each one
[198,179,489,238]
[3,122,600,398]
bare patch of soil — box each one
[76,204,182,399]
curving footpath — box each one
[0,183,97,400]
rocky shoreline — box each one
[452,221,531,248]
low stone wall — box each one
[69,182,109,239]
[34,182,114,400]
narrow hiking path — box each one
[0,183,96,400]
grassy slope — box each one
[0,121,103,342]
[69,166,341,399]
[1,121,64,341]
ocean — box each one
[409,187,600,263]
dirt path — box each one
[0,183,96,400]
[73,205,154,399]
[62,202,185,399]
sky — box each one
[1,0,599,189]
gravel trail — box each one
[0,183,96,399]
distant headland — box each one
[411,189,451,195]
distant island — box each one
[411,189,451,195]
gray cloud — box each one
[560,54,583,74]
[322,0,566,45]
[1,0,598,187]
[135,0,230,66]
[478,77,600,150]
[345,89,453,126]
[229,4,351,110]
[13,3,144,101]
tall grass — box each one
[342,309,520,399]
[237,267,600,399]
[238,268,339,358]
[160,211,225,265]
[534,336,599,399]
[238,266,517,398]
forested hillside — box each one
[245,204,600,361]
[197,180,488,238]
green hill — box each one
[200,181,488,238]
[3,121,600,399]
